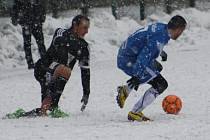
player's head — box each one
[168,15,187,40]
[71,15,90,38]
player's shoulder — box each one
[79,38,88,47]
[148,22,167,34]
[56,28,67,34]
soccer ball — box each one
[162,95,182,114]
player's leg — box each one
[41,64,71,115]
[34,60,48,102]
[22,25,34,69]
[21,60,48,117]
[128,74,168,121]
[116,77,139,108]
[31,23,46,59]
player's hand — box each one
[81,94,89,112]
[127,77,140,91]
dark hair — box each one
[71,15,90,27]
[168,15,187,29]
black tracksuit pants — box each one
[22,23,46,67]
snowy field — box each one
[0,8,210,140]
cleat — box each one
[48,107,69,118]
[128,111,151,122]
[4,108,26,119]
[21,108,42,117]
[116,86,128,108]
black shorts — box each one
[148,74,168,94]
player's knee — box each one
[34,60,46,82]
[53,64,71,80]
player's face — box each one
[171,27,185,40]
[75,19,90,38]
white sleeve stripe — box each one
[80,65,90,69]
[146,67,157,78]
[53,29,65,45]
[57,29,65,37]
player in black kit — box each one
[23,15,90,117]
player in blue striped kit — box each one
[116,15,187,121]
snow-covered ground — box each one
[0,7,210,140]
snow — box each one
[0,7,210,140]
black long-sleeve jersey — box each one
[42,28,90,96]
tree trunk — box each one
[189,0,195,7]
[111,0,119,19]
[165,0,172,14]
[51,0,59,18]
[139,0,145,20]
[81,0,89,17]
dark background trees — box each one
[0,0,205,20]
